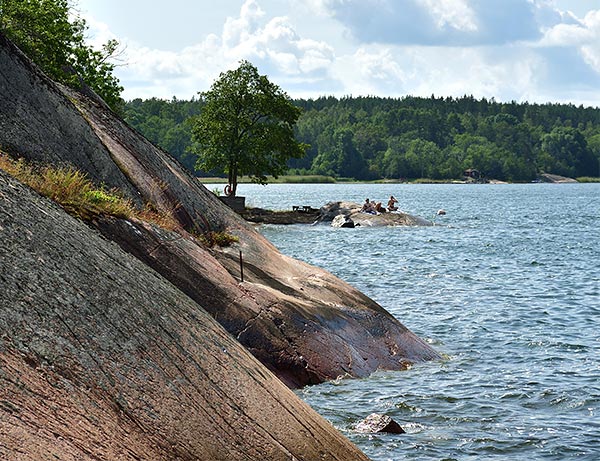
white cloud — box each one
[298,41,336,73]
[81,0,600,106]
[331,46,407,95]
[97,0,334,99]
[540,23,591,47]
[81,13,119,49]
[222,0,265,48]
[330,45,545,102]
[302,0,335,17]
[538,9,600,73]
[310,0,543,46]
[418,0,478,32]
[579,11,600,72]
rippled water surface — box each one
[235,182,600,460]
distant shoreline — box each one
[199,174,600,186]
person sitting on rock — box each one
[361,198,377,214]
[387,195,398,212]
[374,202,386,213]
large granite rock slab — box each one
[0,31,440,390]
[0,170,369,461]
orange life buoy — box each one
[224,184,233,196]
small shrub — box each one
[199,231,239,247]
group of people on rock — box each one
[361,195,399,214]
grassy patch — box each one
[576,176,600,183]
[198,231,239,247]
[269,175,336,183]
[0,154,134,220]
[136,203,180,231]
[410,178,454,184]
[0,153,178,232]
[1,153,238,247]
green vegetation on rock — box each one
[0,153,241,247]
[198,231,239,248]
[0,153,133,219]
[0,0,124,113]
[0,153,187,232]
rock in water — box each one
[540,173,578,183]
[319,201,434,227]
[355,414,406,434]
[332,214,355,228]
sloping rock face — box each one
[0,34,141,203]
[0,170,369,460]
[93,213,439,388]
[540,173,578,184]
[0,31,439,389]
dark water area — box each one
[237,182,600,460]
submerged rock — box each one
[355,414,405,434]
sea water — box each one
[232,182,600,460]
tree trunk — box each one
[228,162,236,196]
[232,164,238,196]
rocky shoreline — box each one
[0,31,439,460]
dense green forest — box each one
[124,95,600,182]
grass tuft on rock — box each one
[0,153,238,247]
[199,231,239,248]
[0,153,134,220]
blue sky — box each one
[78,0,600,107]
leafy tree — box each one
[0,0,124,112]
[191,61,306,195]
[311,127,367,178]
[382,137,410,179]
[292,109,329,170]
[540,127,597,177]
[353,123,387,161]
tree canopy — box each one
[0,0,124,113]
[125,94,600,182]
[190,61,306,195]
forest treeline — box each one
[124,95,600,181]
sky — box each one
[77,0,600,107]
